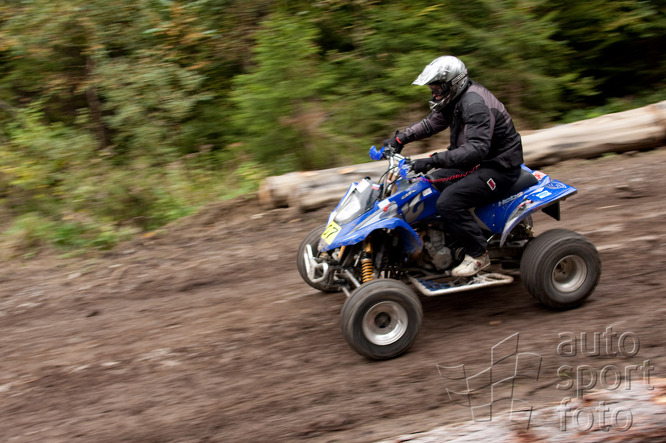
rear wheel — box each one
[340,279,422,360]
[520,229,601,309]
[296,225,338,293]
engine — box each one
[420,227,454,271]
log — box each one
[258,163,389,211]
[522,100,666,166]
[258,101,666,211]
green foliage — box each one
[230,12,337,171]
[0,105,96,211]
[543,0,666,101]
[96,56,210,162]
[560,89,666,124]
[0,0,664,257]
[0,212,133,259]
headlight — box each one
[333,179,379,225]
[334,193,363,225]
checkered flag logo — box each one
[436,333,542,429]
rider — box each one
[383,55,524,277]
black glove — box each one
[383,131,408,153]
[412,157,434,174]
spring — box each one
[361,257,374,282]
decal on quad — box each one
[321,221,342,245]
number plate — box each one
[321,221,342,245]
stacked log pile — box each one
[259,101,666,212]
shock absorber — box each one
[361,241,374,283]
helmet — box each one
[413,56,469,111]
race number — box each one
[321,221,342,245]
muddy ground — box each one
[1,149,666,442]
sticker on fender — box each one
[322,221,342,245]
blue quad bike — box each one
[297,147,601,360]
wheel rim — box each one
[552,255,587,293]
[362,301,409,346]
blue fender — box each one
[499,178,577,246]
[320,215,422,254]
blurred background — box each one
[0,0,664,256]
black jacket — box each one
[402,80,523,170]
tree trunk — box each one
[85,56,108,150]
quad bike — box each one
[297,146,601,360]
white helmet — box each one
[413,55,469,111]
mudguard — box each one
[499,175,577,245]
[319,218,422,253]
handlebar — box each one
[369,145,425,178]
[368,145,426,197]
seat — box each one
[502,168,538,197]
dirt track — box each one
[1,149,666,442]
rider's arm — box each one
[401,111,450,144]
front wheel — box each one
[340,279,423,360]
[520,229,601,309]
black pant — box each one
[429,166,520,257]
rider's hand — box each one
[383,131,407,153]
[413,157,434,174]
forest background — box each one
[0,0,664,256]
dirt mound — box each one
[1,149,665,442]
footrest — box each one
[408,272,514,297]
